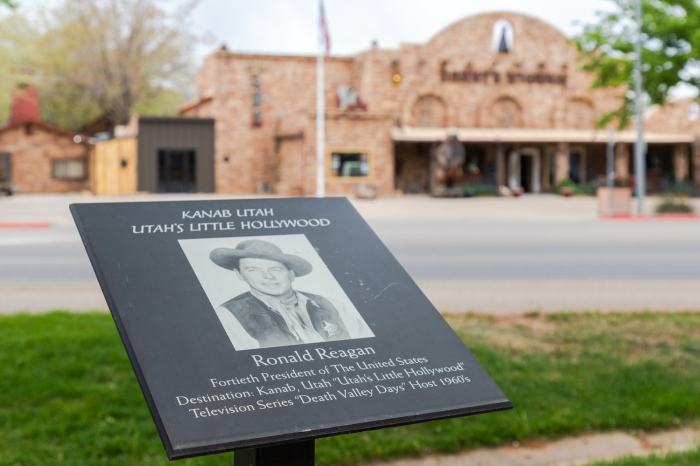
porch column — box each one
[542,149,551,192]
[495,143,505,186]
[555,142,569,184]
[615,143,630,182]
[692,139,700,188]
[673,144,690,182]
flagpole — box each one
[315,2,326,198]
[633,0,646,214]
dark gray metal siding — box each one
[137,117,215,192]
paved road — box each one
[2,193,700,313]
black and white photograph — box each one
[179,234,375,350]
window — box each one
[329,150,371,179]
[158,149,196,193]
[53,158,86,180]
[492,20,514,53]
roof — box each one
[138,116,215,125]
[0,120,93,145]
[177,95,213,114]
[390,127,695,144]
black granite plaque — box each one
[71,198,511,460]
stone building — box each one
[644,98,700,190]
[0,86,91,193]
[181,12,695,196]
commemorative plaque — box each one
[71,198,511,461]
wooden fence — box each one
[90,137,138,195]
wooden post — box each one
[234,440,314,466]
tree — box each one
[40,0,198,130]
[1,0,17,9]
[0,12,42,123]
[574,0,700,128]
[39,0,199,130]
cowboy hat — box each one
[210,240,313,277]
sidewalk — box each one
[2,192,698,224]
[364,426,700,466]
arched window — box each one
[491,97,522,128]
[412,95,447,128]
[492,20,514,53]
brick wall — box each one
[187,12,625,195]
[0,125,89,193]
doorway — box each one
[0,152,10,184]
[158,149,196,193]
[394,142,431,193]
[508,148,541,193]
[520,156,533,192]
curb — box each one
[0,222,52,229]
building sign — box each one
[71,198,512,460]
[441,61,567,85]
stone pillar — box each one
[555,142,570,183]
[495,143,505,187]
[673,144,690,182]
[691,140,700,188]
[615,143,630,182]
[542,149,551,191]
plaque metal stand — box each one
[234,440,315,466]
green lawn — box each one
[585,448,700,466]
[0,311,699,465]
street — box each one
[2,193,700,313]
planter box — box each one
[597,187,632,216]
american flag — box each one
[319,0,331,56]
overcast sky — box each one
[9,0,616,60]
[191,0,615,59]
[9,0,696,98]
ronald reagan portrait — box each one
[179,234,374,350]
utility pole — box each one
[633,0,646,215]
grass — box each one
[584,448,700,466]
[0,311,699,465]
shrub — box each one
[655,195,696,214]
[461,183,497,197]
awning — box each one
[390,127,695,144]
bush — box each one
[554,179,577,195]
[655,195,696,214]
[553,179,597,196]
[461,183,497,197]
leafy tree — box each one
[1,0,17,9]
[0,12,42,123]
[40,0,198,130]
[574,0,700,128]
[0,0,199,131]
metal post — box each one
[633,0,646,215]
[234,440,315,466]
[315,8,326,198]
[607,130,615,216]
